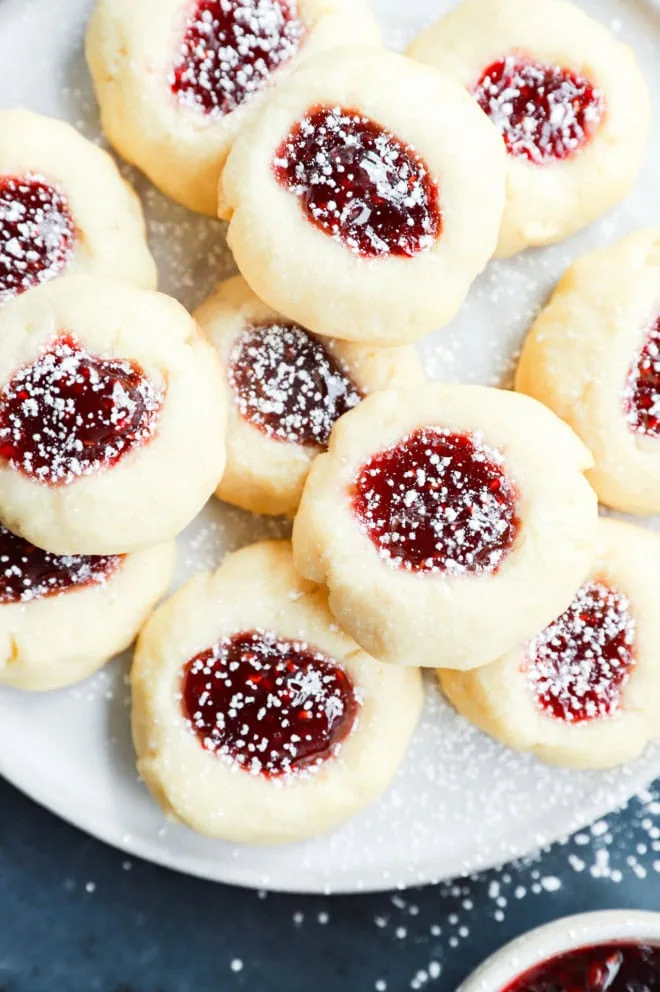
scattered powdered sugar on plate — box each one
[0,0,660,896]
[68,781,660,990]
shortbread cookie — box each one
[86,0,381,216]
[132,541,423,844]
[292,384,597,670]
[0,275,226,555]
[195,276,425,516]
[0,108,156,306]
[0,526,175,692]
[220,47,506,345]
[439,519,660,769]
[516,230,660,517]
[407,0,650,257]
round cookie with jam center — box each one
[0,524,175,692]
[131,540,423,844]
[292,384,598,670]
[195,276,425,516]
[219,46,506,346]
[0,109,156,306]
[86,0,381,216]
[439,519,660,769]
[407,0,650,257]
[516,230,660,517]
[0,274,227,556]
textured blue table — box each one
[2,777,659,992]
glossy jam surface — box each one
[170,0,304,117]
[526,580,636,723]
[228,322,361,447]
[351,428,519,575]
[504,942,660,992]
[0,335,163,486]
[0,523,121,604]
[0,174,75,305]
[181,629,360,777]
[624,315,660,436]
[273,105,442,258]
[473,55,604,164]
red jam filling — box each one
[170,0,304,117]
[473,55,604,164]
[504,942,660,992]
[0,522,121,604]
[351,428,519,575]
[181,629,360,778]
[0,334,163,487]
[525,580,636,723]
[228,322,361,447]
[624,315,660,436]
[0,174,75,305]
[273,105,442,258]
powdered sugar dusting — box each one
[525,581,636,723]
[473,55,604,164]
[0,522,121,604]
[228,322,361,447]
[0,335,163,486]
[0,173,75,305]
[623,314,660,436]
[181,629,361,779]
[352,428,519,575]
[3,0,660,901]
[170,0,304,117]
[273,105,441,258]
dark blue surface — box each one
[1,777,659,992]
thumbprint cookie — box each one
[86,0,381,215]
[408,0,650,256]
[131,541,423,844]
[0,275,227,555]
[517,230,660,517]
[0,109,156,306]
[0,526,175,692]
[220,47,506,345]
[439,519,660,769]
[195,275,424,516]
[292,384,597,670]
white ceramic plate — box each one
[1,0,660,895]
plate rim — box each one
[1,748,653,894]
[1,0,659,896]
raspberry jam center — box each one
[473,55,604,164]
[526,581,636,723]
[0,174,75,305]
[170,0,304,117]
[273,105,442,258]
[624,315,660,436]
[0,523,121,605]
[228,322,361,447]
[181,629,360,778]
[351,428,519,575]
[504,943,660,992]
[0,334,163,487]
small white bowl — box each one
[458,910,660,992]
